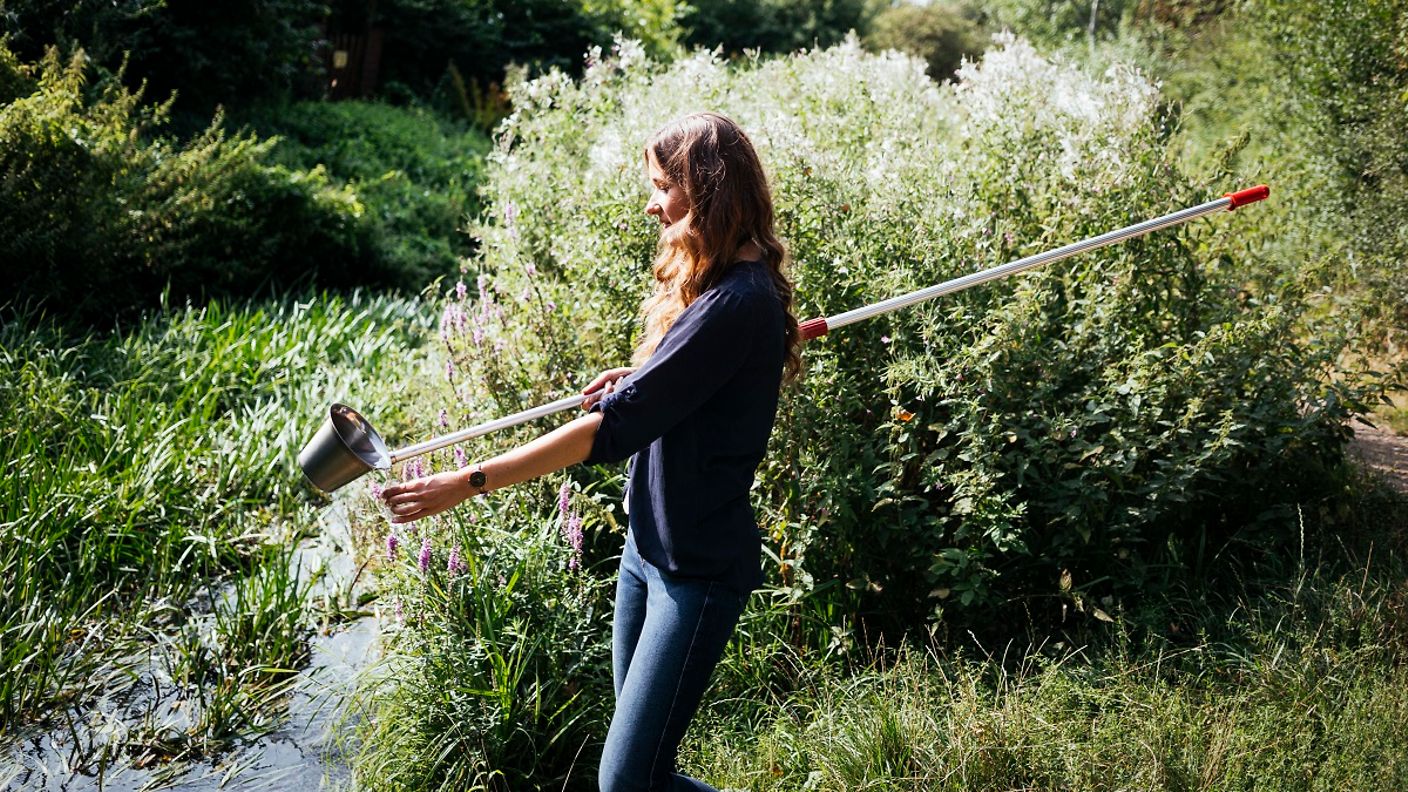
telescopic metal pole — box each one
[386,185,1269,464]
[798,185,1269,340]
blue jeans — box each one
[598,531,749,792]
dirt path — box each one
[1348,419,1408,494]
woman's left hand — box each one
[381,470,473,524]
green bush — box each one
[359,0,684,107]
[1252,0,1408,350]
[680,0,871,55]
[238,100,491,292]
[353,507,614,791]
[0,43,453,324]
[430,35,1376,634]
[863,1,986,80]
[0,0,327,112]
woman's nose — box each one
[645,200,661,216]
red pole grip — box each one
[1224,184,1269,210]
[799,317,829,341]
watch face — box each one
[469,470,487,488]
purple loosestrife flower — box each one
[369,482,384,500]
[393,597,404,623]
[386,531,400,561]
[456,280,468,302]
[454,446,468,469]
[563,513,584,572]
[439,408,449,429]
[418,536,432,573]
[558,481,571,517]
[448,544,468,576]
[445,358,456,380]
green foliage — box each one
[239,99,492,291]
[0,293,426,731]
[680,0,872,55]
[353,509,613,791]
[430,36,1376,634]
[982,0,1143,48]
[362,0,685,106]
[0,42,467,324]
[863,1,986,80]
[1249,0,1408,349]
[687,479,1408,789]
[0,0,327,111]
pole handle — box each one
[799,317,829,341]
[1225,184,1269,209]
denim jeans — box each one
[598,530,749,792]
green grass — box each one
[678,478,1408,791]
[0,292,429,742]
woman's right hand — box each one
[581,367,637,410]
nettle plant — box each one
[434,34,1368,631]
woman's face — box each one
[645,156,687,230]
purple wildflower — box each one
[456,280,468,302]
[448,544,468,575]
[445,358,455,380]
[524,261,537,277]
[454,446,468,469]
[562,513,584,571]
[393,597,404,623]
[403,457,425,482]
[558,481,572,517]
[439,408,449,428]
[418,536,432,573]
[369,482,384,500]
[386,531,400,561]
[477,274,491,301]
[503,201,519,239]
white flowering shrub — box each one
[436,32,1366,628]
[360,35,1375,787]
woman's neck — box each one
[736,241,763,262]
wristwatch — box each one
[467,464,489,496]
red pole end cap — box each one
[799,317,829,341]
[1225,184,1270,210]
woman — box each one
[380,111,802,791]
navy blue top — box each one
[585,260,785,594]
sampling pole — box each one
[324,186,1270,475]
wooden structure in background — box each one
[325,0,382,99]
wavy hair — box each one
[633,112,802,383]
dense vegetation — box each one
[2,0,1405,788]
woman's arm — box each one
[381,411,603,524]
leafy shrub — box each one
[0,0,327,111]
[863,1,986,80]
[1251,0,1408,350]
[982,0,1143,47]
[0,43,451,324]
[426,34,1375,637]
[239,100,491,291]
[359,0,684,106]
[680,0,871,55]
[354,504,613,791]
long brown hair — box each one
[634,111,802,383]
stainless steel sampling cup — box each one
[298,403,392,492]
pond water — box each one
[2,502,382,792]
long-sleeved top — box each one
[585,259,785,594]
